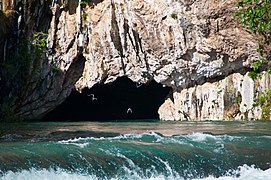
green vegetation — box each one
[236,94,242,104]
[234,0,271,40]
[234,0,271,80]
[10,32,48,75]
[82,12,88,21]
[234,1,271,119]
[80,1,88,6]
[32,32,48,57]
[80,0,94,6]
[83,72,87,79]
[52,65,62,75]
[0,32,48,121]
[253,90,271,119]
[171,13,178,20]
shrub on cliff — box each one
[234,0,271,119]
[234,0,271,79]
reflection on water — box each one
[1,120,271,139]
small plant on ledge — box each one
[171,13,178,20]
[82,12,88,21]
[80,0,94,7]
[32,32,48,57]
[253,90,271,120]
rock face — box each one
[159,72,271,121]
[77,0,259,89]
[0,0,86,120]
[0,0,270,120]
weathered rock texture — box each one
[0,0,85,120]
[77,0,259,89]
[159,72,271,120]
[0,0,270,120]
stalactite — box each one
[16,4,22,52]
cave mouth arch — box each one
[42,77,171,121]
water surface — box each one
[0,121,271,179]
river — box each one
[0,120,271,179]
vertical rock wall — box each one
[0,0,86,120]
[159,72,271,120]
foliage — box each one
[80,0,94,6]
[171,13,178,20]
[236,94,242,104]
[83,72,87,79]
[234,0,271,42]
[254,90,271,119]
[1,32,48,79]
[10,32,48,75]
[234,1,271,119]
[52,65,62,75]
[32,32,48,57]
[82,12,88,21]
[234,0,271,80]
[247,59,265,79]
[80,1,88,6]
[0,32,48,121]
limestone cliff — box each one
[159,72,271,121]
[0,0,270,121]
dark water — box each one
[0,121,271,179]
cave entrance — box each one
[42,77,171,121]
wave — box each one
[0,134,24,141]
[56,132,247,148]
[185,132,220,142]
[199,165,271,180]
[1,132,271,179]
[0,169,98,180]
[1,165,270,180]
[58,132,221,143]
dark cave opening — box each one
[42,77,171,121]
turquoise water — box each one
[0,121,271,179]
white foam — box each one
[0,169,98,180]
[58,137,94,148]
[261,136,271,139]
[57,132,241,149]
[0,168,183,180]
[58,137,95,143]
[1,165,270,180]
[57,132,243,146]
[186,132,220,142]
[57,132,165,148]
[195,165,271,180]
[109,132,163,140]
[58,132,163,143]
